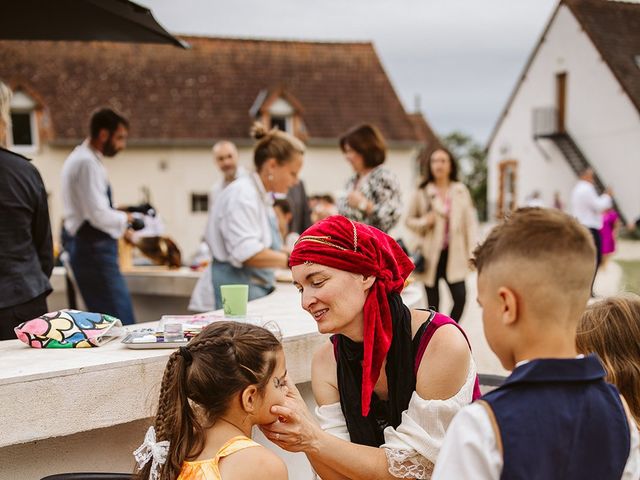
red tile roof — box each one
[408,112,441,147]
[0,36,427,144]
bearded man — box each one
[61,108,136,324]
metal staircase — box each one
[533,107,626,224]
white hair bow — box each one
[133,426,170,480]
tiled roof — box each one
[408,112,441,147]
[566,0,640,113]
[407,112,443,169]
[0,36,425,144]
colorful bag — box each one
[14,310,123,348]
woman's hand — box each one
[424,210,437,227]
[347,191,369,212]
[259,377,323,453]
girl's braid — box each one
[154,353,180,441]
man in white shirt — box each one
[570,168,612,293]
[61,108,136,324]
[204,140,246,251]
[190,140,245,312]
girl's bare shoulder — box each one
[219,444,288,480]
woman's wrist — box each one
[306,426,328,455]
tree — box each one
[441,131,488,221]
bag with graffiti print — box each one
[14,310,123,348]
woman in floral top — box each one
[337,124,402,233]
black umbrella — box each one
[0,0,187,48]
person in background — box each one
[209,124,304,308]
[553,191,564,211]
[0,81,53,340]
[61,108,136,324]
[204,140,247,252]
[190,141,246,312]
[432,208,639,480]
[524,190,544,208]
[188,236,215,313]
[133,321,289,480]
[570,167,612,292]
[273,198,299,252]
[577,294,640,429]
[310,194,338,224]
[286,179,312,235]
[405,147,477,322]
[337,124,401,233]
[599,207,620,268]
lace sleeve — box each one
[381,356,477,479]
[385,448,434,478]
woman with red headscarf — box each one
[261,216,480,479]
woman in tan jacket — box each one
[406,147,477,321]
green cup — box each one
[220,284,249,317]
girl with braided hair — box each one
[133,321,289,480]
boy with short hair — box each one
[433,208,639,479]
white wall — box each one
[488,5,640,222]
[31,143,419,260]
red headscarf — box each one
[289,215,414,416]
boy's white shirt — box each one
[432,372,640,480]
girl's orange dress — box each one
[177,436,260,480]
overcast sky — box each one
[138,0,558,143]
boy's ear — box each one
[498,286,518,326]
[241,385,259,413]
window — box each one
[191,193,209,213]
[250,90,304,137]
[270,115,289,132]
[269,98,294,133]
[9,91,38,150]
[11,112,33,146]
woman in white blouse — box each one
[261,215,480,479]
[209,124,305,308]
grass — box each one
[615,259,640,294]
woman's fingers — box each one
[259,423,306,452]
[269,433,304,451]
[271,404,295,420]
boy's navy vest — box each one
[483,355,630,479]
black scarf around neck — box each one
[332,292,418,447]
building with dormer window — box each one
[0,36,440,255]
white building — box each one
[0,37,440,257]
[487,0,640,224]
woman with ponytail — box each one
[133,321,289,480]
[209,123,305,307]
